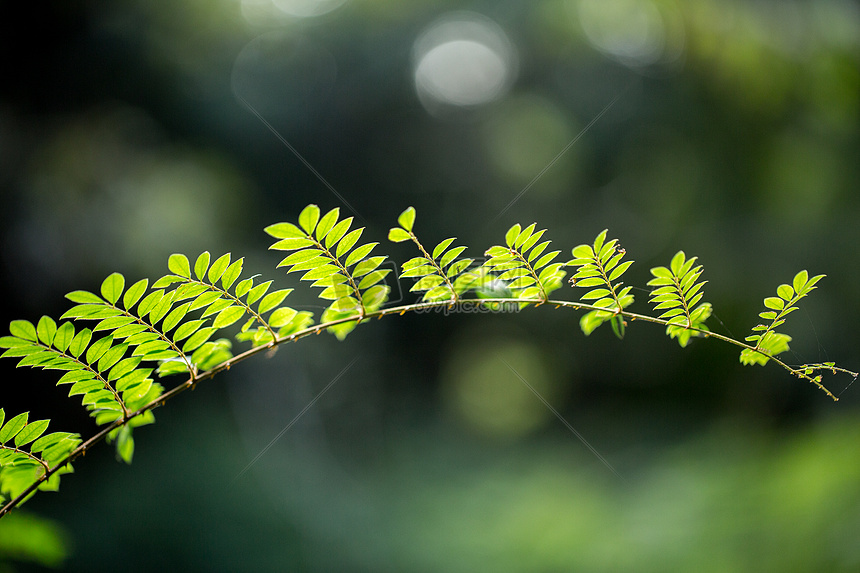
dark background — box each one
[2,1,859,571]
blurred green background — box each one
[1,0,859,571]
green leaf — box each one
[571,245,593,260]
[610,315,626,340]
[0,412,28,444]
[316,207,340,240]
[100,273,125,305]
[173,319,205,341]
[53,322,75,353]
[298,204,321,234]
[608,260,634,282]
[208,253,232,283]
[213,306,245,329]
[269,307,298,328]
[388,228,411,242]
[515,223,536,248]
[362,285,389,308]
[246,281,272,305]
[582,288,611,300]
[173,283,208,301]
[221,258,244,289]
[9,320,37,342]
[792,270,808,294]
[123,278,149,311]
[505,224,521,248]
[397,207,416,232]
[282,255,328,272]
[358,269,390,290]
[264,222,304,239]
[279,249,326,267]
[336,228,363,258]
[521,229,546,253]
[430,238,455,260]
[36,316,57,347]
[116,369,152,392]
[93,316,136,332]
[115,426,134,464]
[85,336,113,365]
[14,419,50,448]
[353,256,386,278]
[258,289,292,315]
[592,229,608,254]
[439,246,467,269]
[447,259,473,278]
[168,254,191,279]
[764,297,785,311]
[31,431,76,454]
[182,327,216,353]
[151,275,185,289]
[149,291,177,325]
[235,277,254,298]
[302,264,340,281]
[344,243,378,267]
[98,343,129,373]
[194,252,211,280]
[201,298,232,318]
[137,290,165,317]
[776,284,794,301]
[325,218,353,249]
[65,290,105,304]
[68,328,92,358]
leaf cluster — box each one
[0,203,854,518]
[481,222,566,308]
[741,270,823,366]
[647,251,712,348]
[389,207,478,302]
[0,410,80,505]
[267,205,389,339]
[568,230,634,338]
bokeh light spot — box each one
[413,13,516,115]
[441,337,562,439]
[576,0,668,67]
[482,94,579,195]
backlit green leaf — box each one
[0,412,29,444]
[221,259,244,289]
[388,228,411,242]
[123,278,149,310]
[336,228,363,258]
[298,204,321,234]
[213,306,245,329]
[37,316,57,347]
[65,290,104,304]
[269,307,298,328]
[792,270,808,295]
[100,273,125,305]
[194,251,211,280]
[397,207,416,232]
[316,207,340,240]
[264,222,304,239]
[325,218,353,249]
[9,320,37,342]
[208,253,232,283]
[258,289,292,315]
[168,254,191,279]
[344,243,378,267]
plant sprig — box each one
[0,203,855,518]
[567,229,634,338]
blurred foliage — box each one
[0,512,69,569]
[1,0,859,570]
